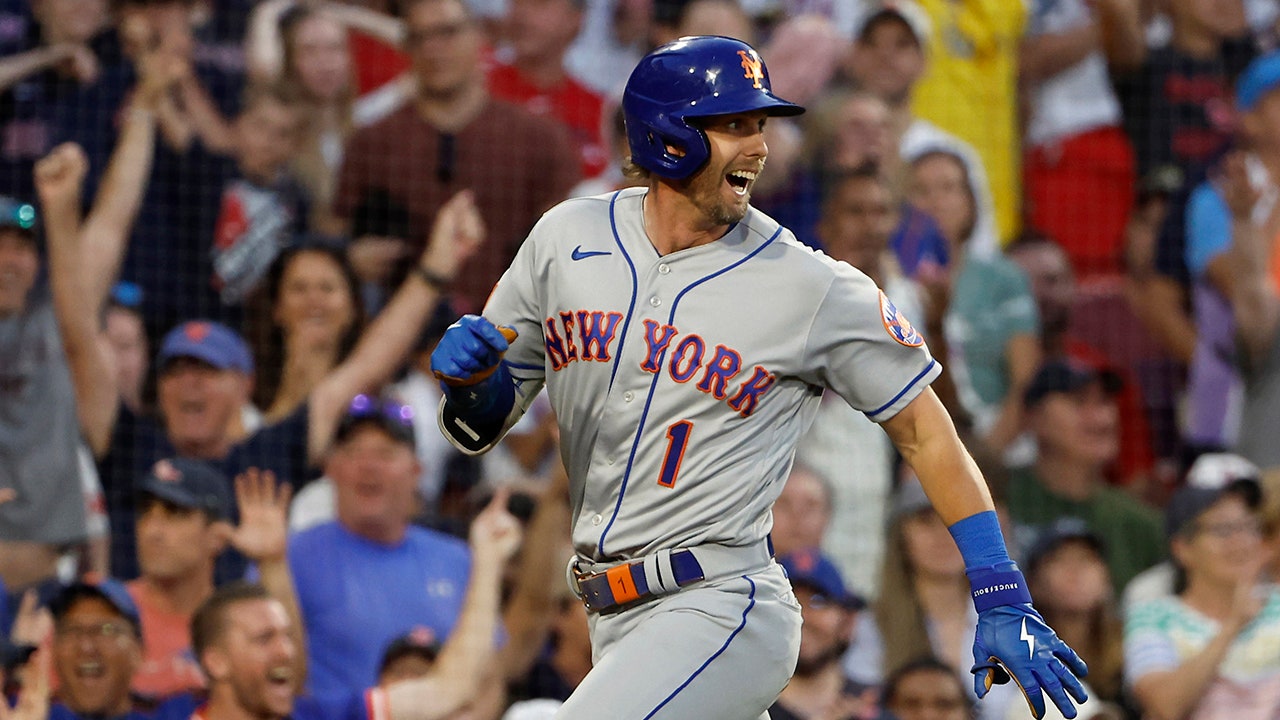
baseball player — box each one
[431,36,1087,720]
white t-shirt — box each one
[1024,0,1122,147]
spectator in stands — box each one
[105,282,149,414]
[127,463,296,703]
[769,464,832,561]
[881,658,972,720]
[1007,360,1165,589]
[903,0,1027,242]
[770,549,871,720]
[48,579,146,720]
[0,0,110,202]
[757,89,953,279]
[843,477,1021,720]
[489,0,607,181]
[333,0,580,314]
[794,166,924,597]
[38,132,482,578]
[0,191,101,589]
[1124,469,1280,720]
[195,489,521,720]
[1008,233,1155,487]
[907,147,1040,454]
[246,0,413,234]
[1021,0,1144,278]
[248,241,363,425]
[1118,0,1255,366]
[1211,53,1280,473]
[346,189,414,315]
[288,395,489,705]
[1023,519,1125,712]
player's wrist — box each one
[441,362,515,424]
[966,562,1033,612]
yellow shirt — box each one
[911,0,1027,243]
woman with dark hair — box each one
[882,657,974,720]
[248,240,363,422]
[907,147,1040,458]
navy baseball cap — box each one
[1024,517,1105,574]
[779,549,865,610]
[335,394,416,449]
[378,626,440,675]
[0,197,37,242]
[1166,453,1262,540]
[1023,359,1122,407]
[138,457,233,519]
[47,578,142,639]
[158,321,254,374]
[1237,51,1280,112]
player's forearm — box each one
[81,107,156,309]
[883,388,994,524]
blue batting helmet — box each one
[622,36,804,180]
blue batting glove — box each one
[969,565,1089,719]
[431,315,516,386]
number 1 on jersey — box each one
[658,420,693,488]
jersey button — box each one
[591,514,603,526]
[649,296,661,307]
[623,391,634,402]
[658,264,671,274]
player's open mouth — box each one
[726,169,757,197]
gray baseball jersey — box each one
[447,187,940,718]
[478,187,940,561]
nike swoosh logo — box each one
[1021,617,1034,658]
[571,246,612,261]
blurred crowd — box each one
[1,0,1280,718]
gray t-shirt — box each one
[0,291,90,544]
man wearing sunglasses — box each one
[287,395,497,713]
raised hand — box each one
[469,488,524,566]
[1,645,50,720]
[9,591,52,648]
[1220,152,1261,223]
[33,143,89,210]
[228,468,292,564]
[418,190,486,284]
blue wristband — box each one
[441,362,515,425]
[947,510,1011,569]
[967,561,1033,611]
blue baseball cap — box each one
[47,578,143,639]
[138,457,233,519]
[1237,51,1280,112]
[779,549,865,610]
[158,321,254,374]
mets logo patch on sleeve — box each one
[879,291,924,347]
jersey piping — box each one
[597,224,784,556]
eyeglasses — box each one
[56,621,134,642]
[0,199,35,230]
[346,394,415,427]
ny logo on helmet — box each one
[737,50,764,89]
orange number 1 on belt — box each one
[606,564,641,604]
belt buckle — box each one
[566,556,600,613]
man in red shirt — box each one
[488,0,608,180]
[334,0,581,314]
